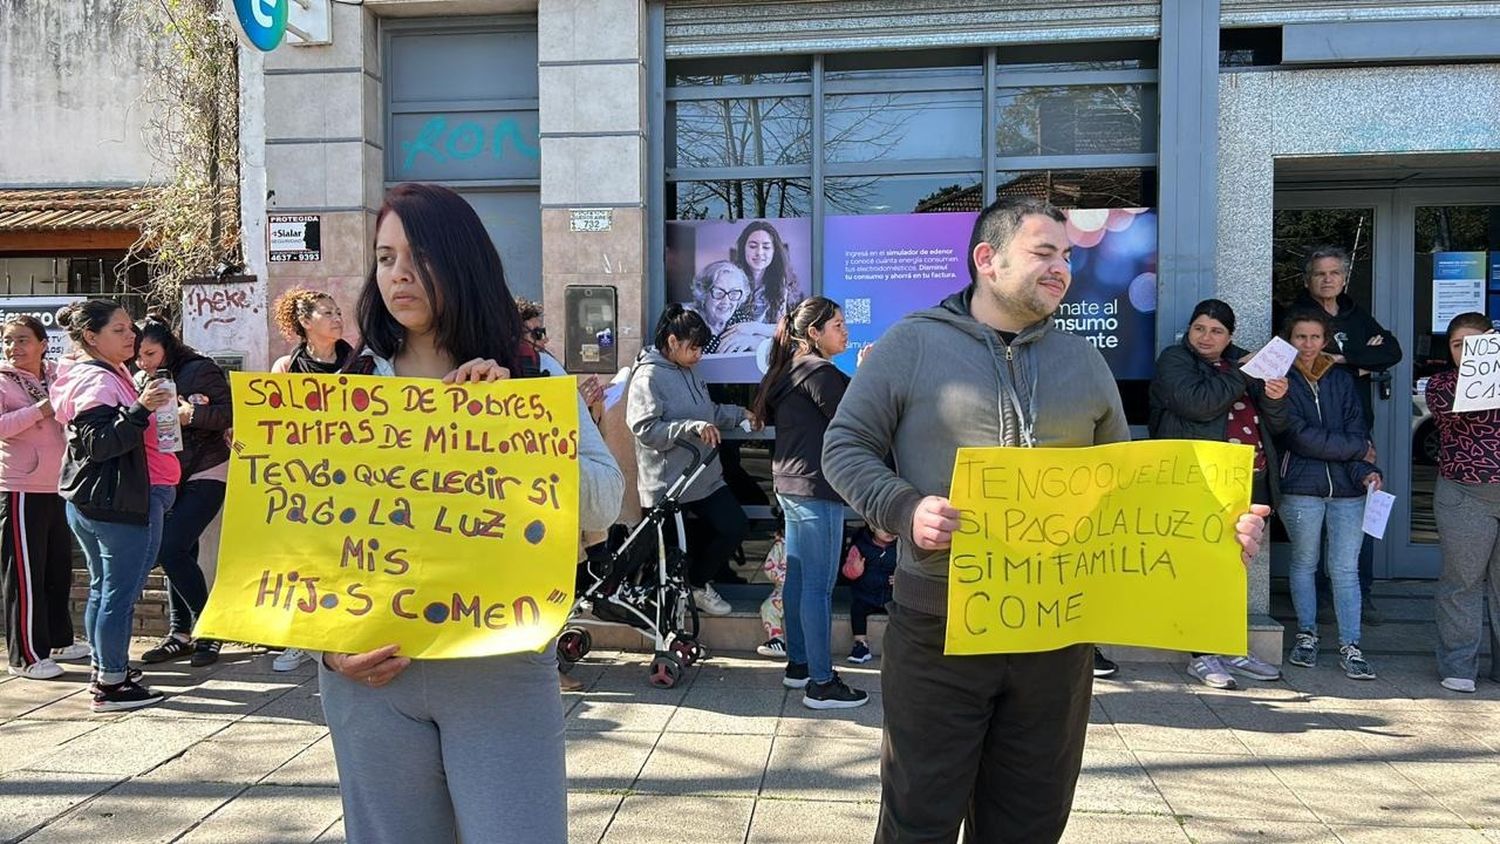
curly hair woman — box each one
[270,288,352,374]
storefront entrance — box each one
[1273,182,1500,579]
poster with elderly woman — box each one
[665,218,811,382]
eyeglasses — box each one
[529,327,547,341]
[709,287,745,302]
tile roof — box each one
[0,187,153,231]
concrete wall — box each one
[0,1,161,185]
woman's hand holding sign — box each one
[1235,505,1270,565]
[325,645,411,688]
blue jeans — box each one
[1281,494,1364,646]
[779,494,844,685]
[159,479,226,635]
[69,485,175,683]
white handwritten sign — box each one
[1239,337,1298,381]
[1362,489,1396,539]
[1453,333,1500,413]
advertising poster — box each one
[1432,251,1486,332]
[822,208,1159,380]
[0,296,84,358]
[664,218,813,383]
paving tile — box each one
[746,797,878,843]
[1178,817,1339,842]
[1096,689,1211,723]
[776,692,884,739]
[1330,826,1489,842]
[1275,761,1468,828]
[568,791,622,844]
[1134,750,1321,823]
[566,730,659,792]
[0,719,100,774]
[23,778,242,843]
[1070,750,1172,816]
[1060,810,1189,842]
[0,677,90,719]
[1114,704,1253,756]
[264,734,339,787]
[239,681,327,725]
[761,736,878,802]
[314,818,346,842]
[1330,710,1499,763]
[633,733,772,797]
[666,687,784,735]
[1385,761,1500,829]
[176,784,343,843]
[1213,705,1372,760]
[567,692,684,733]
[26,716,227,776]
[604,795,753,843]
[0,771,121,842]
[140,676,305,721]
[139,721,327,784]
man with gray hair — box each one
[823,196,1269,842]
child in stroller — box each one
[556,440,718,688]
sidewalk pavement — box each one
[0,641,1497,843]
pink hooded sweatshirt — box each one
[50,358,181,488]
[0,361,66,493]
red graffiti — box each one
[187,285,253,328]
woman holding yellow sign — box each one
[318,183,623,844]
[1149,299,1288,690]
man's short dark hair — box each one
[967,197,1068,283]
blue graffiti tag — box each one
[401,115,541,171]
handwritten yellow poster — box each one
[945,441,1253,656]
[194,372,582,659]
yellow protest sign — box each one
[945,441,1253,656]
[194,372,582,659]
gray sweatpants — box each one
[1433,476,1500,683]
[319,650,567,843]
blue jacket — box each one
[1276,357,1381,498]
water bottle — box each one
[153,370,184,453]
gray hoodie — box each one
[822,286,1130,617]
[627,348,745,506]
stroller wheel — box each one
[671,637,709,668]
[557,628,593,664]
[648,653,683,689]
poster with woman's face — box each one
[664,218,813,383]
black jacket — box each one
[1277,291,1401,426]
[1148,341,1289,504]
[765,355,849,502]
[173,353,232,481]
[58,361,153,525]
[1276,358,1382,499]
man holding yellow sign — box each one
[824,197,1268,844]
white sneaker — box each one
[692,585,732,616]
[1188,655,1238,690]
[1441,677,1476,694]
[51,643,92,662]
[9,658,64,680]
[272,648,312,672]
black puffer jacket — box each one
[1149,341,1289,504]
[173,353,232,481]
[1276,291,1401,426]
[1277,357,1382,498]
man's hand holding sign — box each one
[916,442,1263,656]
[194,370,583,673]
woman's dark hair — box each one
[356,183,525,373]
[2,315,48,344]
[752,296,841,422]
[734,221,800,320]
[1282,307,1331,339]
[136,310,197,372]
[651,304,712,353]
[56,300,125,346]
[1446,311,1493,336]
[1188,298,1236,335]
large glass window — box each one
[824,91,983,163]
[669,98,813,168]
[995,84,1156,157]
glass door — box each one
[1394,195,1500,577]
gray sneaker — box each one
[1188,655,1237,690]
[1223,653,1282,681]
[1339,644,1376,680]
[1288,630,1318,667]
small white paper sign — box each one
[1362,489,1396,539]
[1452,333,1500,413]
[1239,336,1299,381]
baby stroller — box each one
[557,439,715,688]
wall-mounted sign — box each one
[231,0,288,52]
[570,209,613,233]
[1432,251,1486,332]
[268,214,321,262]
[0,296,84,358]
